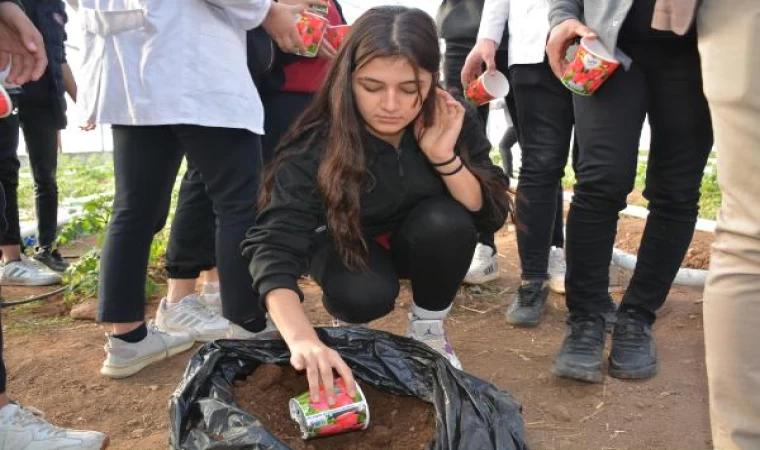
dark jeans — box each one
[0,182,5,394]
[98,125,265,329]
[164,90,316,279]
[164,161,215,279]
[566,38,713,321]
[443,40,516,251]
[0,104,60,248]
[310,196,477,324]
[511,61,575,280]
[261,91,314,165]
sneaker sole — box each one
[551,362,604,384]
[608,362,658,380]
[463,272,500,285]
[100,340,195,379]
[548,279,566,295]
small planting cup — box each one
[295,12,329,58]
[465,70,510,106]
[289,377,369,440]
[561,36,621,96]
[308,3,329,17]
[325,24,351,50]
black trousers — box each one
[510,61,575,280]
[164,90,315,278]
[310,196,477,324]
[0,182,6,394]
[566,37,713,321]
[0,104,60,248]
[98,125,265,329]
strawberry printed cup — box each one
[295,12,329,58]
[465,70,510,106]
[289,377,370,440]
[325,25,351,50]
[561,37,621,96]
[0,85,11,119]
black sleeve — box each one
[241,157,325,307]
[456,102,511,233]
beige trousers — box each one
[699,1,760,449]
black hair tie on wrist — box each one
[439,160,465,177]
[430,154,457,167]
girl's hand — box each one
[289,335,357,405]
[546,18,596,79]
[317,39,337,60]
[415,89,466,164]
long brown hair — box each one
[260,6,510,270]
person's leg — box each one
[552,187,565,248]
[391,196,478,369]
[261,91,315,165]
[553,62,648,383]
[179,125,266,332]
[699,1,760,447]
[0,111,60,286]
[608,38,713,380]
[506,61,574,326]
[98,125,195,379]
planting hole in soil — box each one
[233,365,436,450]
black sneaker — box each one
[552,313,607,383]
[32,247,70,273]
[608,309,658,379]
[505,280,549,327]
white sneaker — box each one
[463,243,499,285]
[548,246,567,294]
[155,295,233,342]
[407,315,462,370]
[0,402,109,450]
[100,324,194,378]
[0,257,62,286]
[225,317,278,339]
[199,285,222,315]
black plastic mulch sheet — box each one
[169,327,528,450]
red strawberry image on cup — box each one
[289,377,370,440]
[296,12,329,58]
[325,25,351,50]
[465,70,510,106]
[561,36,621,96]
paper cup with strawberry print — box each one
[465,70,510,106]
[289,377,370,440]
[325,25,351,50]
[295,12,329,58]
[561,37,621,96]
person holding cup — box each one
[243,6,511,398]
[461,0,579,326]
[546,0,712,383]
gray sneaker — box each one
[100,323,194,378]
[0,402,109,450]
[407,315,462,370]
[0,258,63,286]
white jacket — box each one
[477,0,550,67]
[78,0,271,134]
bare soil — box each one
[233,365,434,450]
[1,223,711,450]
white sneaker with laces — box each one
[0,257,62,286]
[199,284,222,315]
[100,323,194,378]
[225,317,278,339]
[155,295,233,342]
[407,315,462,370]
[548,246,567,294]
[0,402,109,450]
[463,243,499,285]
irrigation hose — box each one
[0,284,70,308]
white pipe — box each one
[612,248,709,287]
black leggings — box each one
[310,197,477,324]
[98,125,265,329]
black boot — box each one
[32,247,70,272]
[609,309,658,379]
[505,280,549,327]
[552,313,607,383]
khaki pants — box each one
[699,1,760,449]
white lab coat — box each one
[477,0,550,67]
[78,0,271,134]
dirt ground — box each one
[1,222,711,450]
